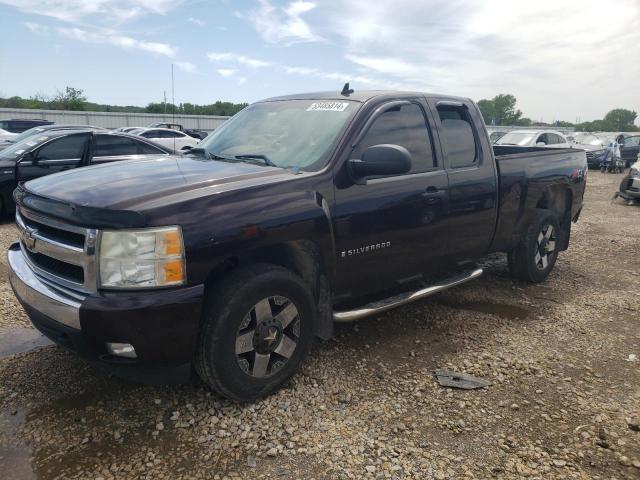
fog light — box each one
[106,342,137,359]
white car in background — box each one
[0,128,18,143]
[495,130,571,148]
[134,127,200,153]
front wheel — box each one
[508,210,561,283]
[195,264,315,401]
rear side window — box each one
[94,135,143,156]
[353,103,435,174]
[137,141,166,154]
[436,106,477,168]
[35,134,87,161]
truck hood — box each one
[23,155,296,211]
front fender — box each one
[180,189,336,285]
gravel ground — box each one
[0,171,639,480]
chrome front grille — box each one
[16,208,98,294]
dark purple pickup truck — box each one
[8,89,587,401]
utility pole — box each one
[171,63,175,123]
[163,91,167,116]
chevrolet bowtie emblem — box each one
[264,328,278,347]
[23,227,37,251]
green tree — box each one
[603,109,637,131]
[52,87,87,110]
[477,94,523,125]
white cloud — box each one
[238,77,248,85]
[57,27,177,57]
[207,52,235,62]
[283,64,388,89]
[0,0,182,23]
[187,17,204,26]
[175,61,196,73]
[207,52,272,68]
[313,0,640,121]
[242,0,321,44]
[217,69,236,77]
[23,21,48,34]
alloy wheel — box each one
[534,224,556,270]
[235,296,300,378]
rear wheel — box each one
[508,210,560,283]
[195,264,315,401]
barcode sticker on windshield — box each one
[307,102,349,112]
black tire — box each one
[508,210,561,283]
[195,264,315,401]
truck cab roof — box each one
[261,90,472,104]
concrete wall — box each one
[0,108,230,131]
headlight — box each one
[630,168,640,177]
[98,226,185,289]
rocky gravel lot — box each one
[0,172,639,479]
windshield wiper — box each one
[188,148,238,163]
[234,154,277,167]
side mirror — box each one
[348,144,412,185]
[536,142,546,147]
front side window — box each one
[353,103,435,174]
[94,135,143,156]
[437,105,478,168]
[35,134,87,161]
[197,99,358,171]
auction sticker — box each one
[307,102,349,112]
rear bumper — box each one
[8,243,204,383]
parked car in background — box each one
[0,124,105,151]
[0,128,17,143]
[6,89,587,401]
[615,158,640,204]
[495,130,571,148]
[0,130,170,214]
[135,127,200,152]
[147,122,209,140]
[114,127,145,133]
[486,127,510,144]
[0,119,54,133]
[571,132,607,169]
[621,135,640,168]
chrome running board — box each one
[333,268,483,322]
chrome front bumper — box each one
[8,244,82,330]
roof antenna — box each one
[341,82,354,96]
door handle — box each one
[421,186,446,205]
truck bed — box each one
[490,145,587,253]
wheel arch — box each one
[534,185,573,250]
[203,240,333,340]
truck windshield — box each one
[495,132,537,146]
[195,99,358,171]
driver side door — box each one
[332,100,451,300]
[17,133,90,183]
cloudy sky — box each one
[0,0,638,123]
